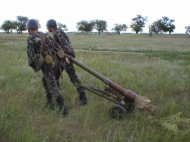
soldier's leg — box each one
[42,64,68,115]
[53,62,68,114]
[42,76,54,110]
[54,62,63,88]
[65,62,87,105]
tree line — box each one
[1,15,190,35]
[1,16,28,34]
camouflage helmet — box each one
[46,19,57,28]
[26,19,38,30]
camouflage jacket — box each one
[53,29,75,57]
[27,32,56,69]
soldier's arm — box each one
[56,31,74,56]
[27,38,36,69]
[62,31,71,44]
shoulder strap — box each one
[54,31,70,48]
[35,32,44,56]
[40,35,44,55]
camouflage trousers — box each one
[42,59,85,103]
[63,61,86,96]
[42,61,63,100]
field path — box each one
[75,49,145,54]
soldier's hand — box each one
[65,58,70,64]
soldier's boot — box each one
[78,88,88,105]
[44,93,55,110]
[56,96,68,116]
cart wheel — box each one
[109,105,127,119]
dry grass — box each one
[0,33,190,142]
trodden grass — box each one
[0,33,190,142]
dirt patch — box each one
[0,39,13,43]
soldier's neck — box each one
[29,30,36,35]
[52,30,56,35]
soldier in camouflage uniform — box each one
[46,19,87,105]
[26,19,68,115]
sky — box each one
[0,0,189,33]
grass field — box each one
[0,33,190,142]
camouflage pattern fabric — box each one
[53,29,75,57]
[65,62,85,95]
[27,32,63,100]
[42,62,62,98]
[53,29,86,96]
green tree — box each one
[185,26,190,35]
[112,24,128,35]
[93,20,107,35]
[1,20,17,34]
[150,17,175,34]
[130,15,147,34]
[16,16,28,34]
[12,21,18,33]
[76,20,94,33]
[150,21,162,34]
[159,17,175,34]
[58,23,68,31]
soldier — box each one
[46,19,87,105]
[26,19,68,116]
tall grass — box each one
[0,34,190,141]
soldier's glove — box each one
[45,54,53,65]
